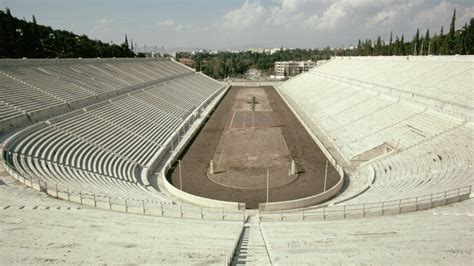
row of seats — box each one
[315,56,474,108]
[352,123,473,203]
[0,59,194,131]
[261,200,473,264]
[3,65,223,203]
[280,73,466,161]
[0,174,243,265]
[277,56,473,211]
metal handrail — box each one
[260,185,472,221]
[2,159,245,222]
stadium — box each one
[1,3,473,265]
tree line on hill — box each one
[0,8,136,58]
[181,10,473,79]
[354,10,473,57]
[0,7,472,80]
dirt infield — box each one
[167,86,339,208]
[209,87,297,190]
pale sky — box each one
[3,0,474,50]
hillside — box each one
[0,8,135,58]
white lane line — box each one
[216,131,229,168]
[229,110,236,129]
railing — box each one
[1,81,240,219]
[258,165,344,211]
[2,159,245,222]
[226,221,246,265]
[157,84,246,210]
[259,185,472,222]
[256,85,346,211]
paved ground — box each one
[0,167,242,265]
[262,199,474,265]
[168,86,339,208]
[210,87,296,190]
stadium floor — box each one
[166,86,340,208]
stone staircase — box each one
[231,213,272,265]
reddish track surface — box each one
[167,86,339,208]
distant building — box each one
[178,58,195,67]
[274,60,316,78]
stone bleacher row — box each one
[351,122,473,204]
[2,61,224,204]
[277,56,473,211]
[261,200,474,264]
[315,56,473,108]
[0,59,194,131]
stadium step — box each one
[231,215,272,265]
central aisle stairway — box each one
[232,212,272,265]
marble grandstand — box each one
[0,56,473,264]
[275,56,473,213]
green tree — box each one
[388,31,393,55]
[463,18,474,54]
[0,7,136,58]
[375,35,383,55]
[400,35,405,55]
[31,15,43,57]
[393,36,400,55]
[413,28,420,55]
[1,8,17,57]
[424,29,430,55]
[447,9,456,54]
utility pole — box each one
[266,168,269,203]
[324,160,328,192]
[179,160,183,190]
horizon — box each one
[3,0,474,52]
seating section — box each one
[314,56,474,108]
[262,200,473,264]
[2,59,224,203]
[0,59,194,131]
[352,123,473,203]
[278,56,473,208]
[0,181,242,265]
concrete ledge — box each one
[156,85,246,210]
[82,100,112,112]
[2,159,245,221]
[259,185,472,221]
[162,168,245,209]
[258,165,344,211]
[0,114,29,133]
[333,165,376,205]
[46,109,85,124]
[27,103,70,122]
[68,96,98,110]
[275,86,347,167]
[97,91,118,102]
